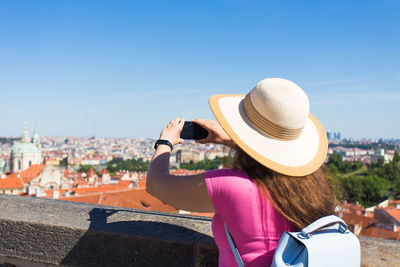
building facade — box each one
[10,125,42,173]
[27,165,66,196]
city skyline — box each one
[0,1,399,139]
[1,124,399,142]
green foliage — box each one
[325,170,343,201]
[79,165,97,174]
[59,157,68,167]
[339,175,363,202]
[222,156,234,168]
[327,153,363,173]
[376,157,384,167]
[361,175,390,206]
[180,157,224,170]
[370,162,400,183]
[106,158,149,172]
[327,153,400,207]
[368,159,400,196]
[327,162,339,175]
[340,174,389,207]
[395,181,400,197]
[393,151,400,164]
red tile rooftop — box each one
[59,188,177,213]
[65,172,83,179]
[87,168,97,177]
[0,176,24,189]
[339,202,366,216]
[99,167,109,175]
[44,183,134,197]
[37,169,211,215]
[342,213,374,229]
[361,226,400,241]
[117,180,134,187]
[5,164,45,184]
[137,180,146,188]
[341,206,400,241]
[384,208,400,224]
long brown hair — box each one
[232,146,337,230]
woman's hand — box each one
[192,119,234,147]
[159,118,185,146]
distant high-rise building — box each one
[327,131,333,140]
[334,132,341,140]
[327,131,341,141]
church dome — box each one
[11,142,41,155]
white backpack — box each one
[225,215,360,267]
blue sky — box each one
[0,0,399,139]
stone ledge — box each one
[0,194,399,267]
[359,236,400,267]
[0,194,217,267]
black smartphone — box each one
[180,121,209,140]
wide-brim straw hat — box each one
[209,78,328,176]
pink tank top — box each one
[205,168,294,267]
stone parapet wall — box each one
[0,194,399,266]
[0,194,217,267]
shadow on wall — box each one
[60,208,218,267]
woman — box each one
[146,78,337,267]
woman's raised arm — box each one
[146,118,214,212]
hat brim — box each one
[209,94,328,176]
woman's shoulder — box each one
[205,168,248,179]
[204,168,258,196]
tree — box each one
[376,157,384,167]
[326,151,400,206]
[180,157,223,170]
[371,161,400,184]
[327,154,344,170]
[327,153,363,174]
[106,158,149,172]
[340,175,363,203]
[79,165,97,174]
[339,174,389,206]
[393,151,400,164]
[360,174,390,206]
[59,157,68,167]
[327,163,339,175]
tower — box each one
[10,124,42,172]
[21,122,30,143]
[32,129,41,149]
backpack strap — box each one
[300,215,348,238]
[224,223,245,267]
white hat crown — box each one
[209,77,328,176]
[249,78,310,130]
